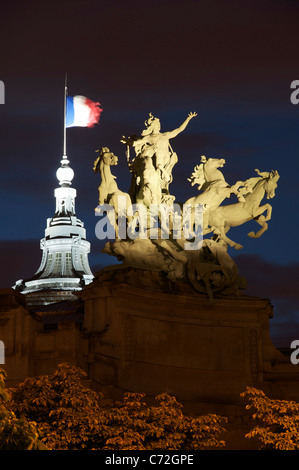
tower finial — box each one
[56,157,74,186]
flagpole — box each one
[63,72,67,158]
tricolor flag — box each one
[66,95,102,128]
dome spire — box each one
[56,73,74,187]
[12,75,98,304]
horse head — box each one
[93,147,118,173]
[265,170,280,199]
[188,156,226,189]
[203,156,226,169]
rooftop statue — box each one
[94,113,279,302]
[121,112,197,203]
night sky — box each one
[0,0,298,347]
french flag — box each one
[66,95,103,128]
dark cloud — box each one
[1,0,299,90]
[235,255,299,300]
[0,240,41,288]
[234,254,299,347]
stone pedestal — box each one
[80,267,299,409]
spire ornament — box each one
[56,157,74,187]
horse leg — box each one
[248,215,268,238]
[213,224,243,250]
[247,203,272,238]
[251,202,272,221]
[263,203,272,222]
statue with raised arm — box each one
[121,112,197,202]
[93,108,280,303]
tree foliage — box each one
[101,391,227,450]
[0,368,45,450]
[8,364,299,451]
[10,363,106,450]
[9,363,228,450]
[241,387,299,450]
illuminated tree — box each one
[241,387,299,450]
[10,363,228,450]
[101,391,227,450]
[10,363,107,450]
[0,368,45,450]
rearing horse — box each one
[206,169,280,250]
[185,156,244,233]
[93,147,132,237]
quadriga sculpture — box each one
[205,169,280,250]
[93,112,280,302]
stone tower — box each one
[14,155,94,305]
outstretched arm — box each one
[166,112,197,139]
[120,135,140,146]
